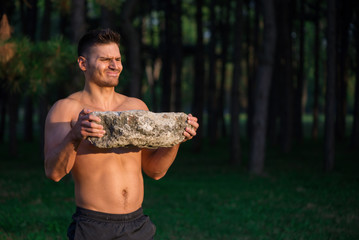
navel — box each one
[122,188,128,208]
[122,188,128,198]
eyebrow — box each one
[98,57,121,60]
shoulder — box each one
[47,93,83,122]
[116,94,149,111]
[126,97,149,111]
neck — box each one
[82,82,117,111]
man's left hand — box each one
[183,114,199,141]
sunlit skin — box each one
[44,43,199,214]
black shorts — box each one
[67,207,156,240]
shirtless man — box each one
[44,29,198,240]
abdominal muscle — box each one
[71,140,144,214]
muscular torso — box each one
[68,92,147,214]
[72,141,143,214]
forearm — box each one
[44,133,81,182]
[142,144,180,180]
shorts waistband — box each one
[75,207,143,222]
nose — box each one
[109,59,116,69]
[109,59,121,70]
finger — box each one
[81,120,104,129]
[185,127,197,136]
[81,123,106,135]
[187,114,198,127]
[81,128,105,138]
[188,120,199,129]
[83,126,106,134]
[79,109,91,116]
[79,112,101,124]
[188,115,198,122]
[79,109,98,121]
[87,114,102,123]
[79,109,86,115]
[187,120,199,130]
[83,109,93,114]
[183,132,193,142]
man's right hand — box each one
[70,109,106,142]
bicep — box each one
[141,149,155,165]
[44,121,71,156]
[44,100,76,156]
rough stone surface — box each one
[87,110,190,149]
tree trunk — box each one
[351,3,359,148]
[70,0,86,43]
[277,0,293,153]
[335,0,351,141]
[192,0,205,151]
[9,93,19,156]
[0,88,7,143]
[207,0,218,145]
[23,0,38,41]
[60,5,70,38]
[294,0,305,141]
[267,0,285,147]
[20,0,25,33]
[22,0,38,142]
[120,0,142,98]
[146,1,160,112]
[38,96,49,160]
[160,1,172,111]
[217,0,230,138]
[41,0,52,41]
[173,0,183,112]
[312,0,320,139]
[353,53,359,147]
[246,0,257,140]
[324,0,336,172]
[267,65,280,145]
[230,0,243,165]
[100,6,116,29]
[249,0,276,175]
[24,97,33,142]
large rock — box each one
[87,110,190,149]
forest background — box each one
[1,0,359,171]
[0,0,359,239]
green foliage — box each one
[27,37,77,97]
[0,36,80,101]
[0,37,31,94]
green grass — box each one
[0,139,358,240]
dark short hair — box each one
[77,29,121,57]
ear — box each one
[78,56,87,72]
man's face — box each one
[80,43,123,87]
